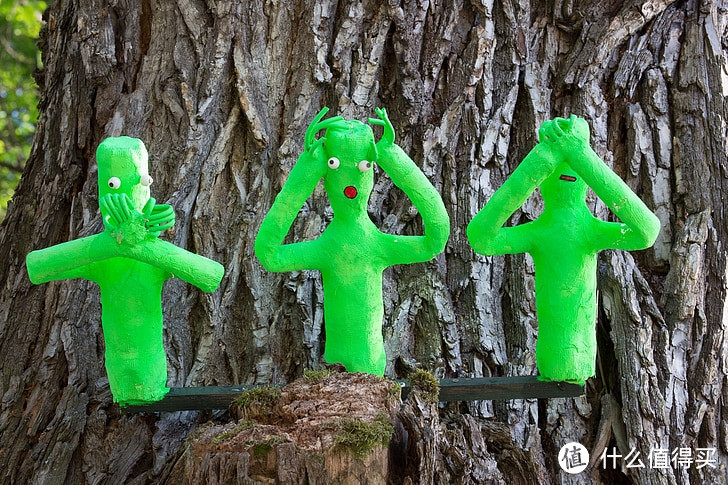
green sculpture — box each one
[467,116,660,383]
[26,136,224,405]
[255,107,450,375]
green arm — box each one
[556,116,661,251]
[28,195,223,291]
[26,232,117,284]
[124,239,223,292]
[255,107,343,272]
[254,155,323,272]
[105,193,223,291]
[370,109,449,264]
[375,144,449,263]
[27,230,223,292]
[466,127,559,255]
[105,192,222,291]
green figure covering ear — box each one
[255,107,450,375]
[467,116,660,384]
[26,137,224,405]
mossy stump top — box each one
[178,372,400,484]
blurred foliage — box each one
[0,0,45,221]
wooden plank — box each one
[120,376,584,413]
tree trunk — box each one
[0,0,726,483]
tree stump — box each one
[171,369,556,484]
[172,371,399,484]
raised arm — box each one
[553,116,660,251]
[255,107,345,272]
[369,108,449,264]
[466,121,561,255]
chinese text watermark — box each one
[559,442,718,474]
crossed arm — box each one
[27,195,223,292]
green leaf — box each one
[0,0,46,221]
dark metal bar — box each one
[120,376,585,413]
[436,376,584,401]
[120,385,262,413]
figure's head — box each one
[538,116,592,207]
[96,136,153,211]
[540,162,588,207]
[322,120,378,216]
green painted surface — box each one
[468,116,660,383]
[27,137,224,404]
[256,108,450,375]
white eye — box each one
[140,174,153,186]
[328,157,340,169]
[108,177,121,189]
[358,160,372,172]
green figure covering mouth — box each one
[26,137,224,405]
[255,107,450,375]
[467,116,660,384]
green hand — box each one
[100,193,136,229]
[99,192,149,245]
[305,106,346,153]
[368,107,395,146]
[142,197,175,236]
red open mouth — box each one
[559,175,577,182]
[344,186,358,199]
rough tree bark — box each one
[0,0,726,483]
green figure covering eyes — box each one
[467,116,660,384]
[255,107,450,375]
[26,137,224,405]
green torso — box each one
[527,207,601,382]
[88,258,171,403]
[316,218,389,374]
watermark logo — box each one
[559,442,589,474]
[600,446,718,470]
[558,442,719,474]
